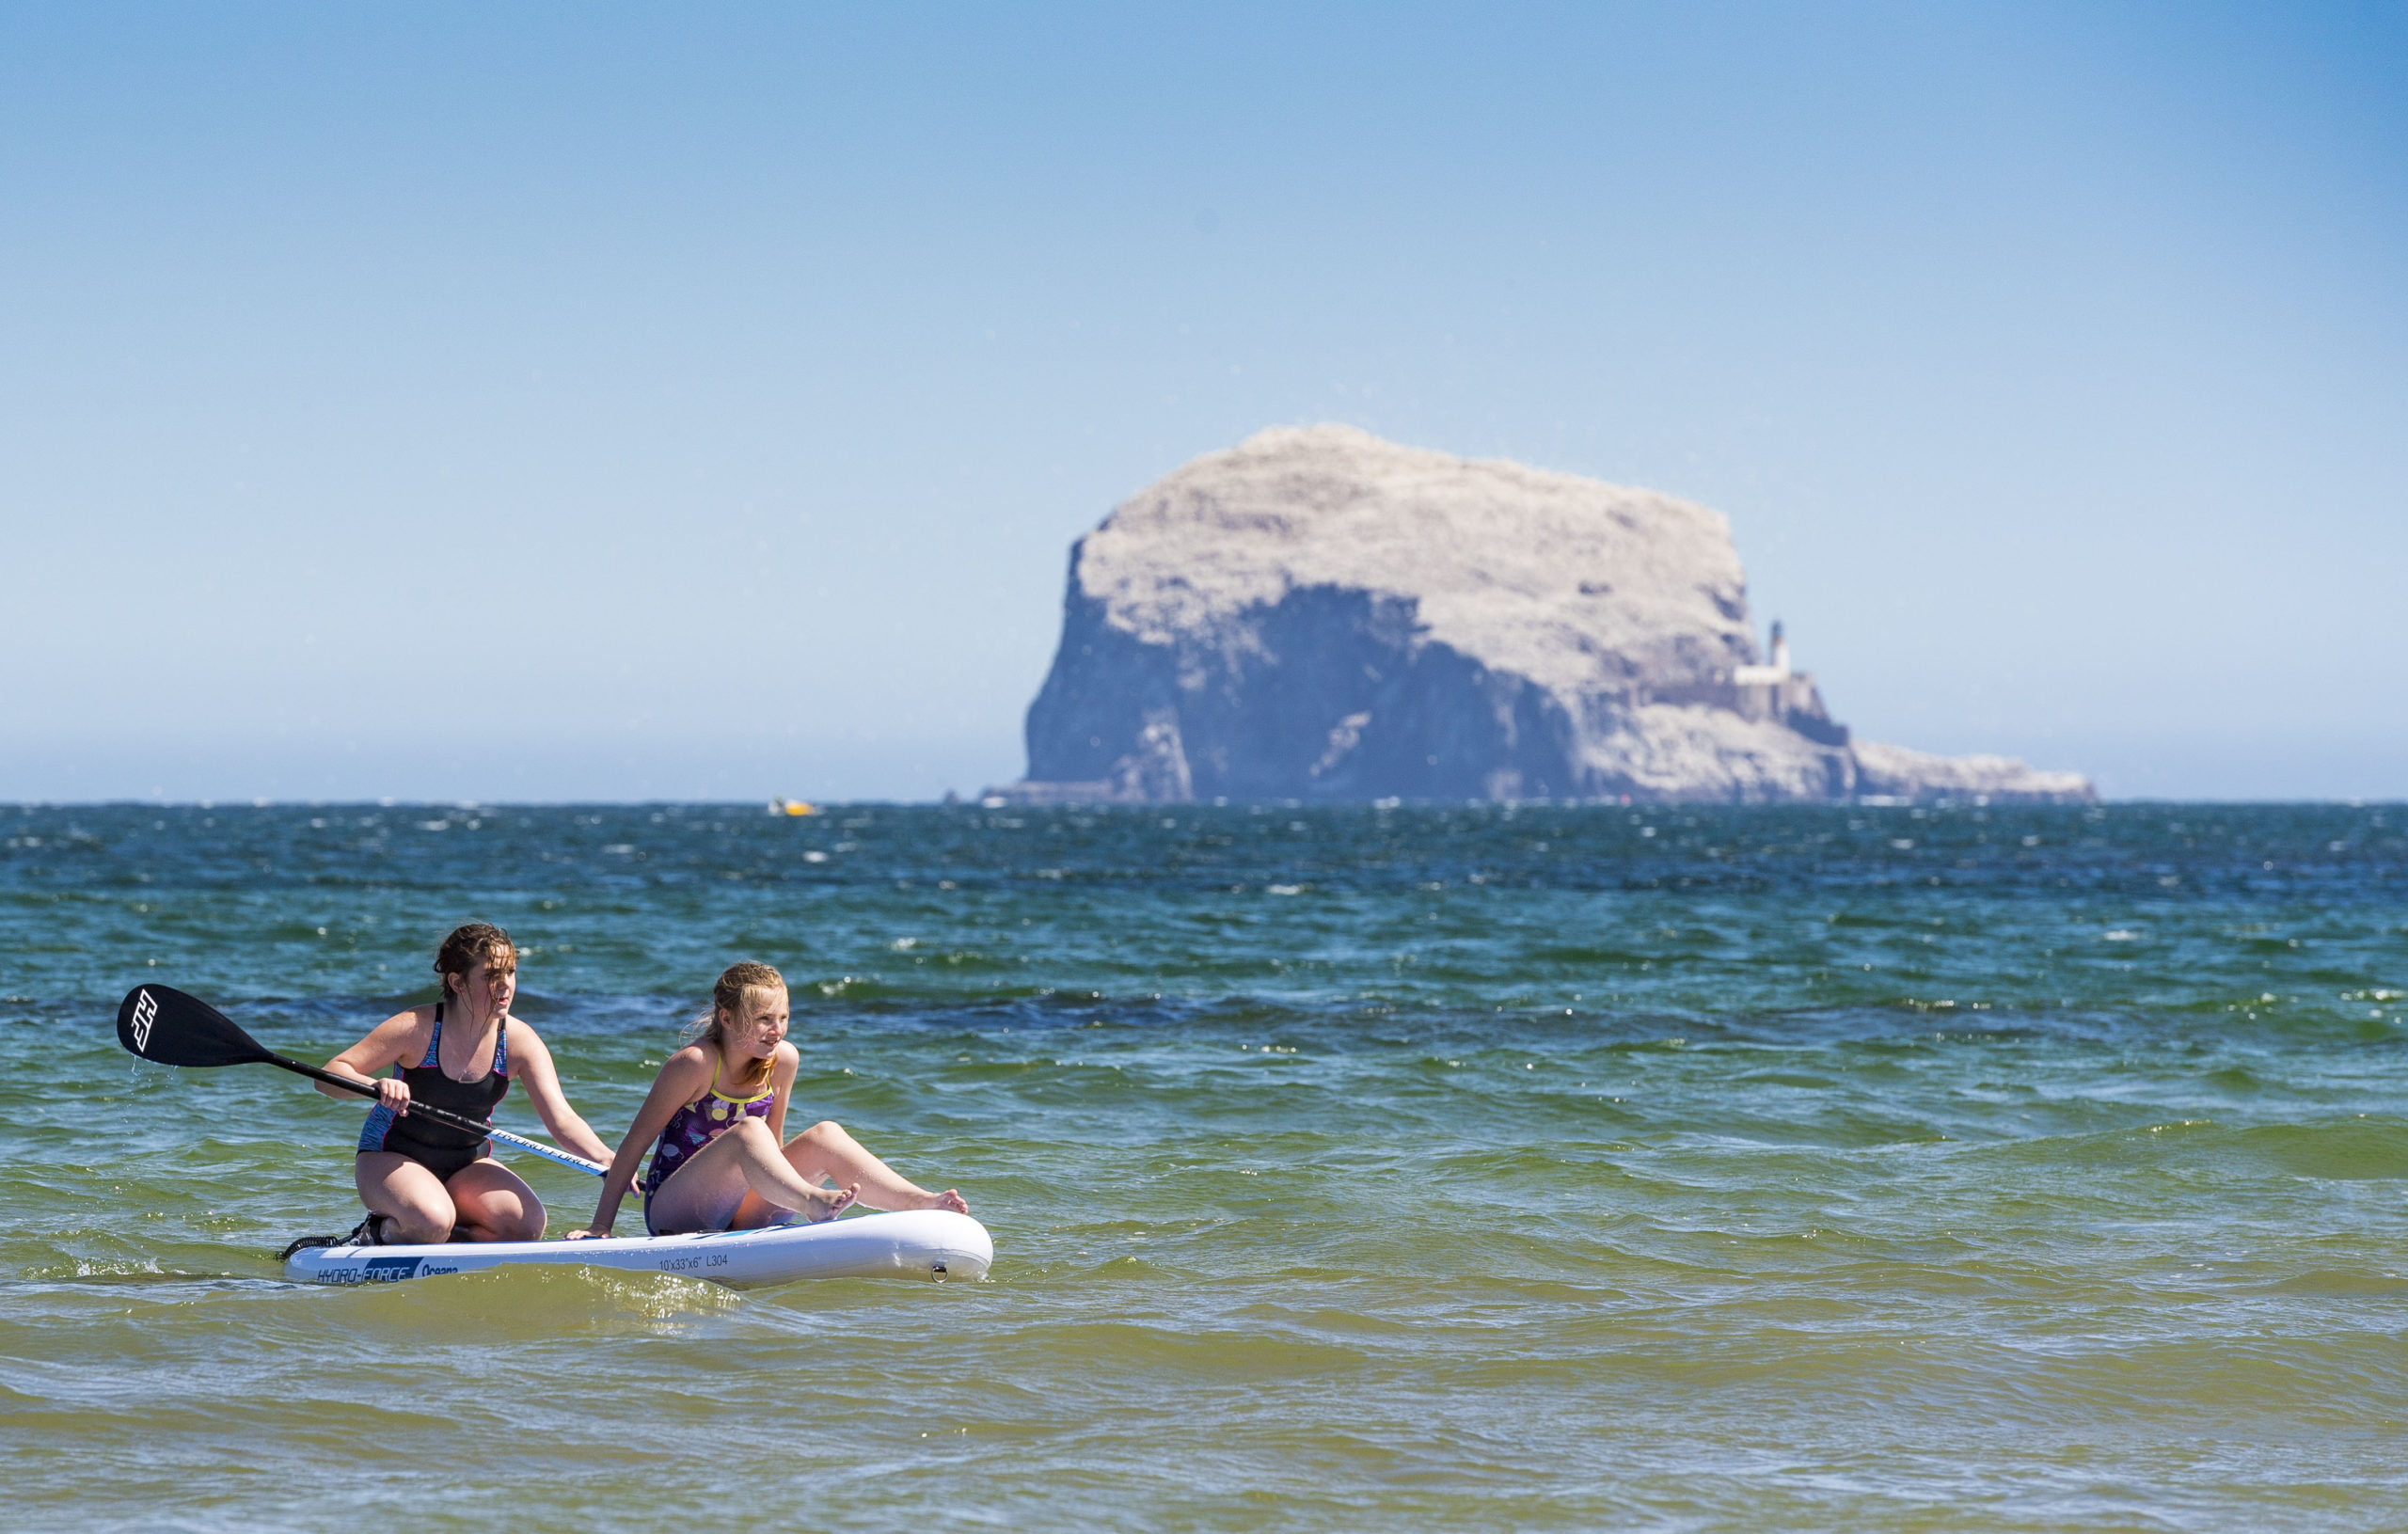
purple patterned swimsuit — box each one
[642,1061,773,1234]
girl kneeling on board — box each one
[320,922,615,1245]
[570,961,968,1240]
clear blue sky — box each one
[4,2,2401,801]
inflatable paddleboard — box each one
[283,1210,991,1289]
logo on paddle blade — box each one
[131,989,157,1052]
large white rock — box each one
[1077,424,1751,696]
[1006,425,2092,804]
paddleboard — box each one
[283,1209,991,1289]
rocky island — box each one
[995,426,2091,805]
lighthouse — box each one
[1733,619,1794,687]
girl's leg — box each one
[356,1152,459,1244]
[445,1159,546,1241]
[647,1118,858,1235]
[780,1120,968,1214]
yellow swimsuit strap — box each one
[704,1053,773,1107]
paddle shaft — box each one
[267,1051,609,1177]
[114,984,609,1177]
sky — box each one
[2,1,2402,802]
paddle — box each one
[115,984,609,1176]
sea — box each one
[2,800,2404,1531]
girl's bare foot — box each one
[924,1188,969,1214]
[802,1182,860,1224]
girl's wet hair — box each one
[434,923,516,1000]
[686,961,785,1090]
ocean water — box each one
[2,800,2405,1531]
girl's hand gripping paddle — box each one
[115,984,608,1176]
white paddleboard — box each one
[283,1210,991,1289]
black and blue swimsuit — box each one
[355,1004,510,1181]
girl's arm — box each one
[567,1048,713,1239]
[320,1010,421,1114]
[504,1021,615,1164]
[763,1042,801,1140]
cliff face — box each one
[1008,425,2091,805]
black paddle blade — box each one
[116,985,274,1068]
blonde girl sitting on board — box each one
[570,962,968,1240]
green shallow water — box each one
[3,801,2406,1529]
